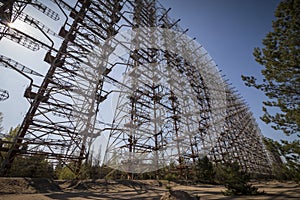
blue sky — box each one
[0,0,293,142]
[160,0,293,141]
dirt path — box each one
[0,178,299,200]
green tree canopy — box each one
[242,0,300,135]
[263,137,300,181]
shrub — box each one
[195,156,215,183]
[216,162,263,196]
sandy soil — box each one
[0,178,299,200]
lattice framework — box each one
[0,0,272,176]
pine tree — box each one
[263,137,300,181]
[195,156,215,183]
[216,162,261,196]
[241,0,300,135]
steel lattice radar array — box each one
[0,0,272,177]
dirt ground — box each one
[0,178,299,200]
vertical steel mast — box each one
[0,0,123,176]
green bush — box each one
[215,162,263,196]
[58,166,76,180]
[9,155,55,178]
[195,156,215,183]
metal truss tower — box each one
[0,0,272,176]
[209,84,271,174]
